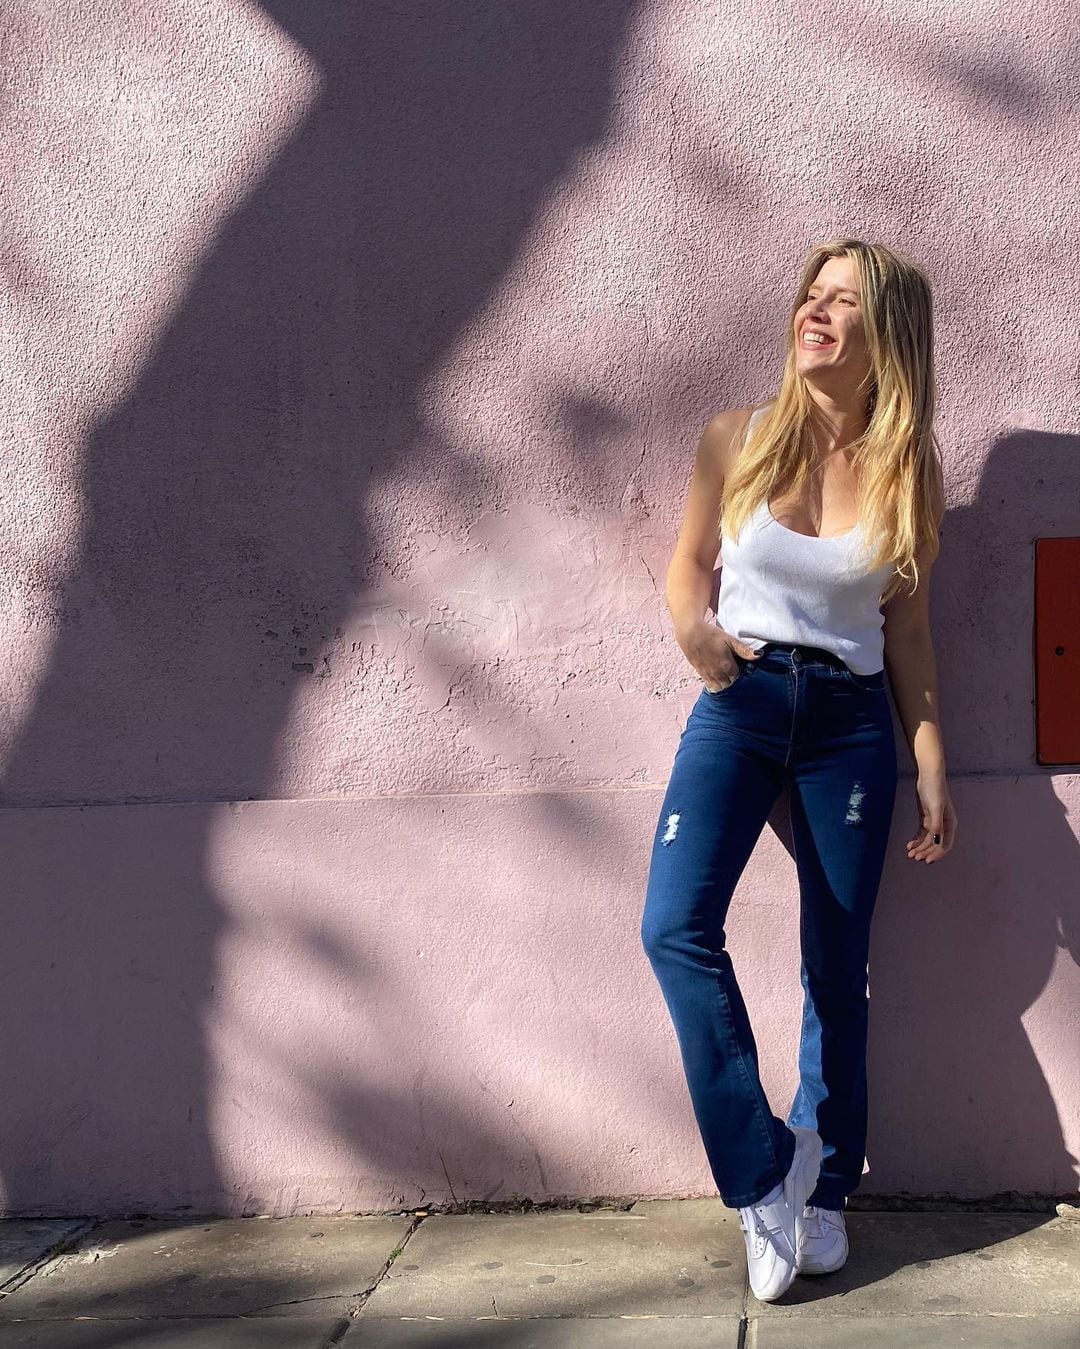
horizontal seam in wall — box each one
[0,769,1077,812]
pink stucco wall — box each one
[1,1,1077,1216]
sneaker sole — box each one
[798,1253,848,1276]
[797,1235,849,1276]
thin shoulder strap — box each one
[737,403,767,452]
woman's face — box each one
[793,255,872,396]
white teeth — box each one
[804,332,834,345]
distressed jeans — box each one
[639,640,898,1210]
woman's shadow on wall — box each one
[0,0,646,1219]
[768,426,1080,1215]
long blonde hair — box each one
[720,239,946,603]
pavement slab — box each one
[342,1318,743,1345]
[0,1223,91,1294]
[0,1204,1077,1348]
[747,1211,1080,1317]
[751,1314,1080,1347]
[0,1318,341,1347]
[0,1216,411,1322]
[362,1199,745,1320]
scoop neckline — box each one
[747,409,862,541]
[764,500,861,542]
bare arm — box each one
[666,409,763,686]
[882,548,956,861]
[881,547,946,776]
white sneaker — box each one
[737,1127,823,1302]
[795,1203,849,1274]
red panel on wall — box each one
[1035,537,1080,765]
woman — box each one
[639,239,956,1303]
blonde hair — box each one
[720,238,946,604]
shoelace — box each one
[802,1204,842,1239]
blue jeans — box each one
[639,640,897,1209]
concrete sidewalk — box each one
[0,1199,1078,1346]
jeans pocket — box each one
[704,659,748,696]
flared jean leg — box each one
[785,718,898,1210]
[640,700,795,1208]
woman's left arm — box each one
[881,549,957,863]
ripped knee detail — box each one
[844,781,866,825]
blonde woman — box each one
[639,239,956,1303]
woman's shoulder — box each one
[700,403,770,473]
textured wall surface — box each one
[0,0,1077,1215]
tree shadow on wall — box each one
[0,0,648,1217]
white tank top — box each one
[713,407,896,675]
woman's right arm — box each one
[666,408,762,686]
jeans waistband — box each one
[752,641,850,671]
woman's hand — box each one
[677,620,762,692]
[906,771,956,863]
